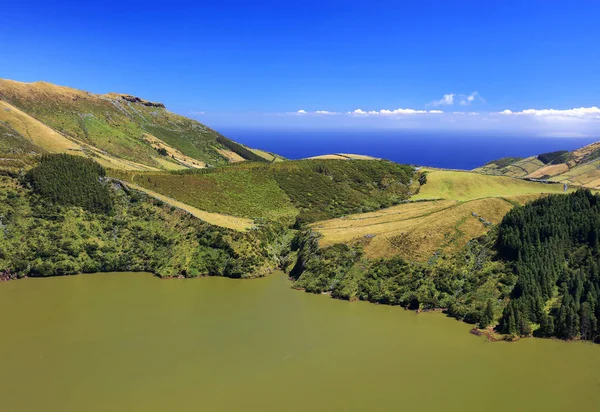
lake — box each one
[0,272,599,411]
[221,128,600,170]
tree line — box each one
[496,189,600,341]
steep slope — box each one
[0,79,271,170]
[474,140,600,189]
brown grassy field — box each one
[215,148,246,163]
[525,163,569,179]
[312,170,567,262]
[312,194,549,261]
[0,100,83,154]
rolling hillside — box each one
[312,170,564,262]
[474,140,600,189]
[110,159,416,224]
[0,78,277,170]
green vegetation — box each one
[294,189,600,343]
[111,159,415,224]
[26,154,113,213]
[0,121,41,155]
[484,156,523,168]
[0,158,279,279]
[537,150,571,165]
[0,79,263,169]
[290,227,513,326]
[496,190,600,342]
[413,170,567,201]
[216,135,268,162]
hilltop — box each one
[0,79,279,170]
[474,140,600,189]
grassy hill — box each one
[474,140,600,189]
[0,79,275,170]
[312,169,564,262]
[110,159,415,224]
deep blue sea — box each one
[220,128,599,170]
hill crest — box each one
[0,78,278,170]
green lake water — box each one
[0,272,599,411]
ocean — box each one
[219,128,599,170]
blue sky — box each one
[1,0,599,135]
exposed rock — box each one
[119,94,165,108]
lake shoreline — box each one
[2,268,596,346]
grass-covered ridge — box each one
[0,78,271,170]
[474,139,600,191]
[111,159,416,224]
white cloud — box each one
[191,111,205,115]
[431,93,455,106]
[348,108,442,116]
[498,106,600,118]
[288,109,340,115]
[430,91,484,107]
[459,91,484,106]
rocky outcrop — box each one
[119,94,165,108]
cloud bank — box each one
[197,104,600,136]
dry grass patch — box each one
[216,148,245,163]
[313,198,514,261]
[525,163,569,179]
[0,100,83,154]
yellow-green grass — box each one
[552,160,600,189]
[152,156,189,171]
[513,157,545,173]
[250,148,275,161]
[215,148,246,163]
[124,182,254,231]
[312,168,572,262]
[0,100,83,154]
[474,156,545,177]
[413,170,568,201]
[313,193,550,261]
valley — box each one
[1,78,600,346]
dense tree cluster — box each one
[537,150,571,165]
[497,190,600,341]
[26,154,112,213]
[0,171,277,280]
